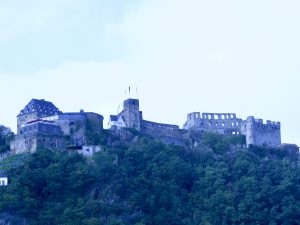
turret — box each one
[242,116,255,147]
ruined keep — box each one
[183,112,243,135]
[110,98,282,148]
[183,112,281,148]
[240,116,281,148]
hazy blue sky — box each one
[0,0,299,145]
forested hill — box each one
[0,134,299,225]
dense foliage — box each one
[0,126,14,153]
[0,136,299,225]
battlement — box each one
[123,98,139,108]
[185,112,281,148]
[184,112,243,134]
[246,116,281,130]
[12,97,285,151]
[240,116,281,148]
[142,120,180,131]
[187,112,237,120]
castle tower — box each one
[121,98,141,131]
[17,99,62,134]
[241,116,255,147]
[241,116,281,148]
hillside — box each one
[0,134,299,225]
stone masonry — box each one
[111,98,283,148]
[9,97,288,154]
[11,99,104,154]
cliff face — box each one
[0,212,26,225]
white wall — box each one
[0,177,8,186]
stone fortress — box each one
[109,98,282,148]
[183,112,281,148]
[11,99,103,156]
[8,97,298,156]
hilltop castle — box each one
[10,99,103,155]
[109,98,282,148]
[9,97,287,155]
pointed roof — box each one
[18,99,62,117]
[110,115,125,122]
[110,115,118,121]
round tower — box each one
[244,116,255,147]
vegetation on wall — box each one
[0,126,14,154]
[0,135,299,225]
[85,118,108,145]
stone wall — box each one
[240,116,281,148]
[45,112,104,147]
[141,120,184,146]
[184,113,281,148]
[183,112,243,135]
[10,133,65,154]
[17,112,39,134]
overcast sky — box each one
[0,0,299,145]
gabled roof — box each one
[110,115,118,121]
[110,115,125,122]
[18,99,62,117]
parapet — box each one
[142,120,180,131]
[251,117,280,129]
[187,112,201,120]
[123,98,139,108]
[187,112,238,120]
[246,116,280,127]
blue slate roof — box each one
[18,99,62,117]
[110,115,118,121]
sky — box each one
[0,0,299,145]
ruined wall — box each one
[85,113,104,133]
[10,135,37,154]
[141,120,184,146]
[53,112,103,146]
[51,113,86,136]
[11,122,65,154]
[240,116,281,148]
[183,112,243,135]
[10,133,65,154]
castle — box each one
[8,97,288,155]
[110,98,282,148]
[183,112,281,148]
[10,99,103,155]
